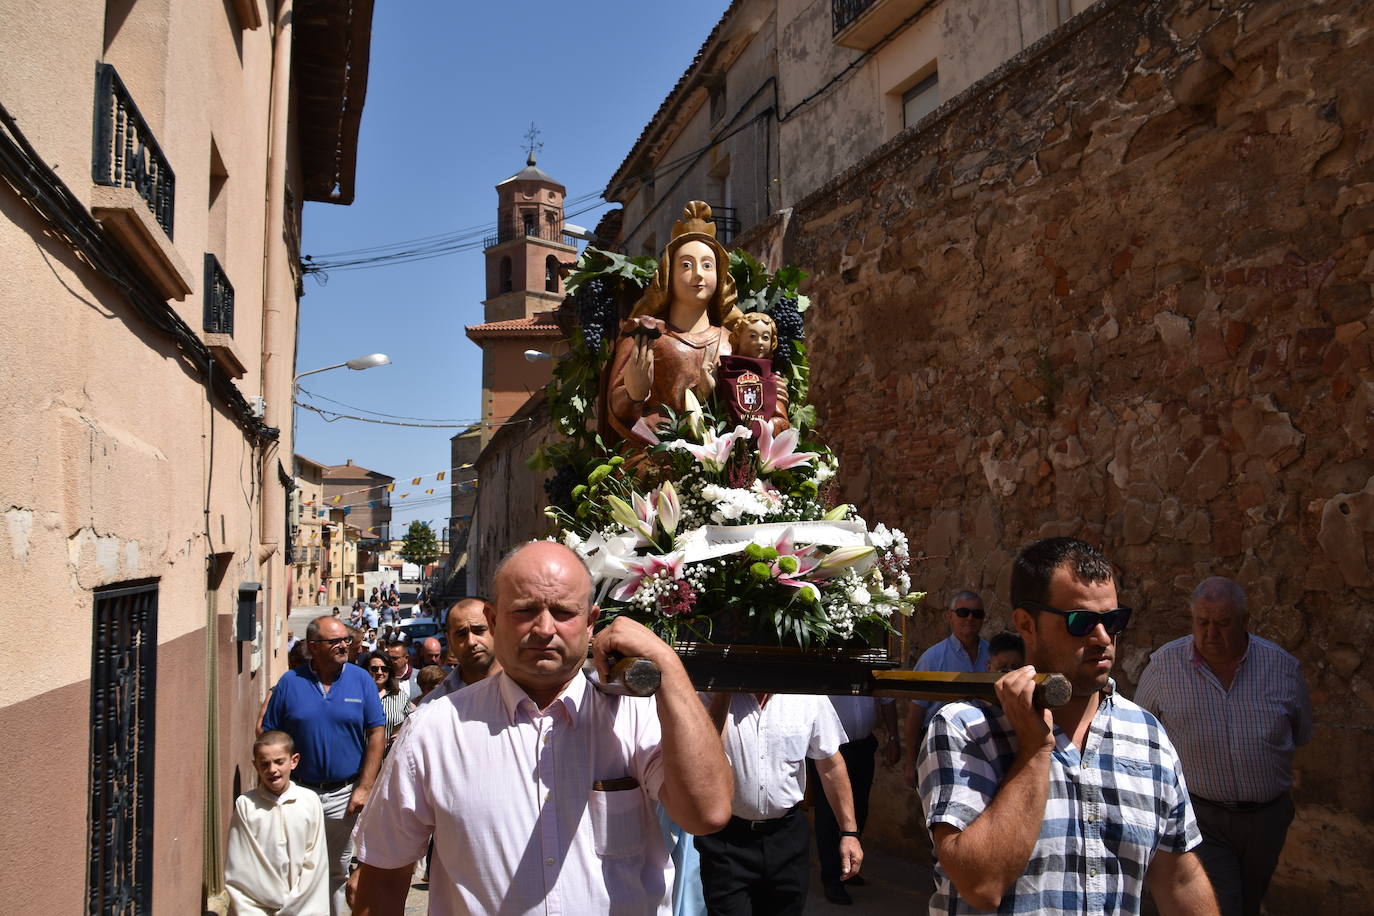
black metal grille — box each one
[706,204,741,244]
[203,254,234,335]
[483,224,572,249]
[92,64,176,238]
[87,581,158,916]
[832,0,878,34]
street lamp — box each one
[294,352,391,386]
[524,349,553,363]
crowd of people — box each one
[225,537,1310,916]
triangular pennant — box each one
[386,483,395,492]
[411,477,422,485]
[425,488,434,495]
[436,471,446,481]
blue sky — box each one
[294,0,730,535]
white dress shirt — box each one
[225,781,328,916]
[353,670,671,915]
[912,634,989,727]
[711,693,845,820]
[827,695,893,743]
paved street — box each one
[398,837,932,913]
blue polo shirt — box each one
[263,662,385,784]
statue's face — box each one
[670,240,717,311]
[736,320,774,358]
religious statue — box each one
[605,202,743,446]
[718,312,790,434]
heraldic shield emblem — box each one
[734,370,764,417]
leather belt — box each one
[728,805,800,833]
[297,775,357,793]
[1191,792,1285,812]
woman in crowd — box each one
[367,655,413,747]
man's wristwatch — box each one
[840,830,861,838]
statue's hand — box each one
[624,334,655,403]
[696,358,718,398]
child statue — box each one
[605,202,743,446]
[718,312,790,434]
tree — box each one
[398,520,440,571]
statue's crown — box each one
[671,201,719,242]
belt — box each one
[728,806,800,833]
[298,775,357,793]
[1191,792,1285,812]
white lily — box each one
[813,545,878,577]
[682,388,707,441]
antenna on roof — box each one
[523,122,543,166]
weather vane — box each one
[523,122,543,165]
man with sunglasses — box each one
[916,537,1218,915]
[261,614,386,915]
[1136,577,1311,916]
[903,591,989,786]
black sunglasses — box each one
[952,607,985,620]
[367,665,388,673]
[1020,599,1132,637]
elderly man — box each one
[260,615,385,915]
[1136,578,1311,916]
[382,638,421,701]
[420,596,501,705]
[350,541,732,914]
[904,590,989,785]
[917,537,1217,914]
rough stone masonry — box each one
[771,0,1374,906]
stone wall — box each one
[778,0,1374,906]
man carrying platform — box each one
[916,537,1218,915]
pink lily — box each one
[611,551,686,601]
[754,420,819,474]
[606,493,655,542]
[766,527,821,589]
[656,481,681,536]
[680,425,753,472]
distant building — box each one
[291,454,328,605]
[437,424,481,592]
[322,459,394,601]
[0,0,376,911]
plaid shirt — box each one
[1135,634,1311,803]
[917,684,1200,915]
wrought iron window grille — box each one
[706,204,741,245]
[87,580,158,916]
[92,64,176,238]
[203,254,234,335]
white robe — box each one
[225,782,329,915]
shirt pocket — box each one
[589,785,645,859]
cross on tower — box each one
[523,122,543,166]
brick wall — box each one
[777,0,1374,904]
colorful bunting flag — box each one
[411,477,422,485]
[436,471,446,481]
[425,488,434,495]
[386,483,395,492]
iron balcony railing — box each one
[93,63,176,238]
[832,0,878,34]
[483,224,574,249]
[706,204,741,244]
[203,254,234,335]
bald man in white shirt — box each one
[349,541,732,915]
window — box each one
[499,256,512,294]
[544,256,557,291]
[522,211,536,236]
[709,80,727,123]
[88,580,158,916]
[902,71,940,130]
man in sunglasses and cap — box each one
[916,537,1218,915]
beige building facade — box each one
[605,0,1103,254]
[0,0,373,912]
[291,454,326,605]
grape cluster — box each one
[768,295,806,365]
[544,464,581,511]
[575,277,619,355]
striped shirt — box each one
[912,634,990,728]
[1134,634,1311,804]
[378,689,411,740]
[917,684,1199,915]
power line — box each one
[296,400,537,431]
[296,386,485,424]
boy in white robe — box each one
[226,730,329,915]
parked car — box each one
[397,616,444,650]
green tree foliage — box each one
[398,520,440,569]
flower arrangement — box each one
[533,247,922,647]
